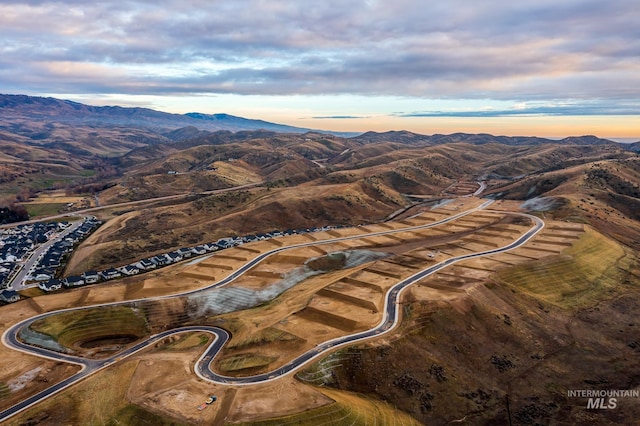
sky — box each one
[0,0,638,140]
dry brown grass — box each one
[234,387,422,425]
[5,361,139,426]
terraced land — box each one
[2,197,617,425]
[204,204,555,377]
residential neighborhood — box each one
[1,219,338,302]
[1,221,65,287]
[0,217,101,302]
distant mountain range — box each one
[352,130,640,149]
[2,94,638,147]
[0,93,356,136]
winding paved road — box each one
[0,201,544,422]
[194,210,544,385]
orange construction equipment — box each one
[197,395,217,410]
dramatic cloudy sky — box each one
[1,0,638,139]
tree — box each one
[0,202,29,224]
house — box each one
[151,255,168,267]
[241,234,257,243]
[82,271,100,284]
[119,265,140,276]
[34,233,48,244]
[177,247,193,258]
[64,276,85,287]
[34,273,53,281]
[135,258,156,270]
[191,245,207,255]
[34,266,56,276]
[0,289,20,303]
[216,238,234,249]
[54,240,74,253]
[41,254,61,268]
[100,268,122,280]
[39,279,63,292]
[202,243,219,252]
[166,251,183,263]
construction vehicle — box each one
[197,395,217,410]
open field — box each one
[20,190,93,218]
[232,387,423,426]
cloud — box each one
[0,0,638,113]
[311,115,370,119]
[395,101,640,117]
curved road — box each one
[0,326,229,421]
[194,211,544,385]
[0,201,544,421]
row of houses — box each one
[38,239,236,291]
[37,226,339,293]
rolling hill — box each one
[2,93,640,257]
[49,129,639,272]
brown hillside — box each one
[59,139,640,272]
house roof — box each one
[0,289,20,302]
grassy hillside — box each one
[496,226,629,309]
[237,387,422,425]
[30,306,149,354]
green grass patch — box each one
[497,227,629,309]
[30,306,149,348]
[218,353,278,372]
[237,387,422,426]
[25,203,68,218]
[228,327,300,350]
[161,333,210,351]
[106,404,188,426]
[0,382,10,400]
